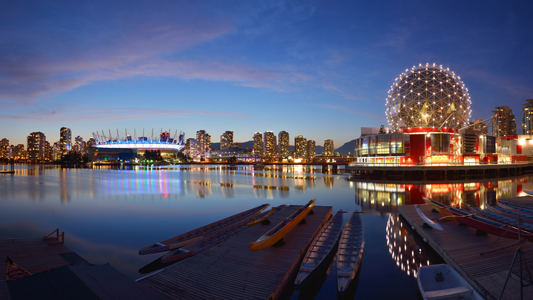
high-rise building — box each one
[0,138,9,159]
[187,138,198,157]
[295,135,307,158]
[471,119,489,135]
[307,140,316,159]
[492,106,516,136]
[324,139,334,156]
[523,99,533,135]
[60,127,72,157]
[253,132,263,156]
[263,131,277,158]
[220,131,234,150]
[28,132,46,161]
[45,141,53,161]
[14,144,25,160]
[73,136,86,154]
[278,131,289,159]
[196,130,210,157]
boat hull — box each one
[337,211,364,294]
[139,204,268,255]
[424,197,533,240]
[417,264,484,300]
[295,211,344,287]
[249,199,316,251]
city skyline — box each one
[1,1,533,146]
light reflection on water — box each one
[1,164,532,299]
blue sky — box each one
[1,0,532,147]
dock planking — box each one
[399,203,533,300]
[0,238,88,300]
[138,205,332,300]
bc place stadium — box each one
[88,130,185,163]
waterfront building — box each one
[27,132,46,161]
[60,127,72,157]
[295,136,307,158]
[522,99,533,135]
[263,131,277,159]
[89,129,185,163]
[220,131,234,150]
[0,138,9,159]
[354,63,491,165]
[211,147,258,163]
[52,141,60,161]
[13,144,25,161]
[253,132,263,157]
[307,140,316,159]
[278,131,289,159]
[73,136,86,154]
[492,106,516,137]
[196,130,210,158]
[87,137,95,149]
[324,139,334,156]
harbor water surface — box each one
[2,164,527,299]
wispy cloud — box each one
[309,103,385,119]
[0,108,249,122]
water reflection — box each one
[355,176,528,212]
[386,214,432,278]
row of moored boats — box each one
[416,196,533,300]
[138,199,365,295]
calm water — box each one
[1,164,530,299]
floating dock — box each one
[0,237,165,300]
[399,203,533,300]
[138,205,333,300]
[0,238,88,299]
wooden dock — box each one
[0,238,89,299]
[138,205,333,300]
[399,203,533,300]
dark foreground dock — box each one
[0,237,165,300]
[399,203,533,300]
[138,205,332,300]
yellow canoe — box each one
[247,205,287,227]
[249,199,316,251]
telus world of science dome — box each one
[385,63,472,132]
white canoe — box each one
[416,205,444,230]
[417,264,484,300]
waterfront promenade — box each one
[349,162,533,180]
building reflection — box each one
[386,214,431,278]
[355,178,521,212]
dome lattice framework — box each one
[386,63,471,131]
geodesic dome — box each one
[385,63,471,131]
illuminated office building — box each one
[324,139,334,156]
[0,138,9,159]
[522,99,533,135]
[28,132,46,161]
[278,131,289,159]
[263,131,277,158]
[196,130,210,157]
[307,140,316,159]
[60,127,72,157]
[295,136,307,158]
[253,132,263,156]
[492,106,516,136]
[221,131,234,150]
